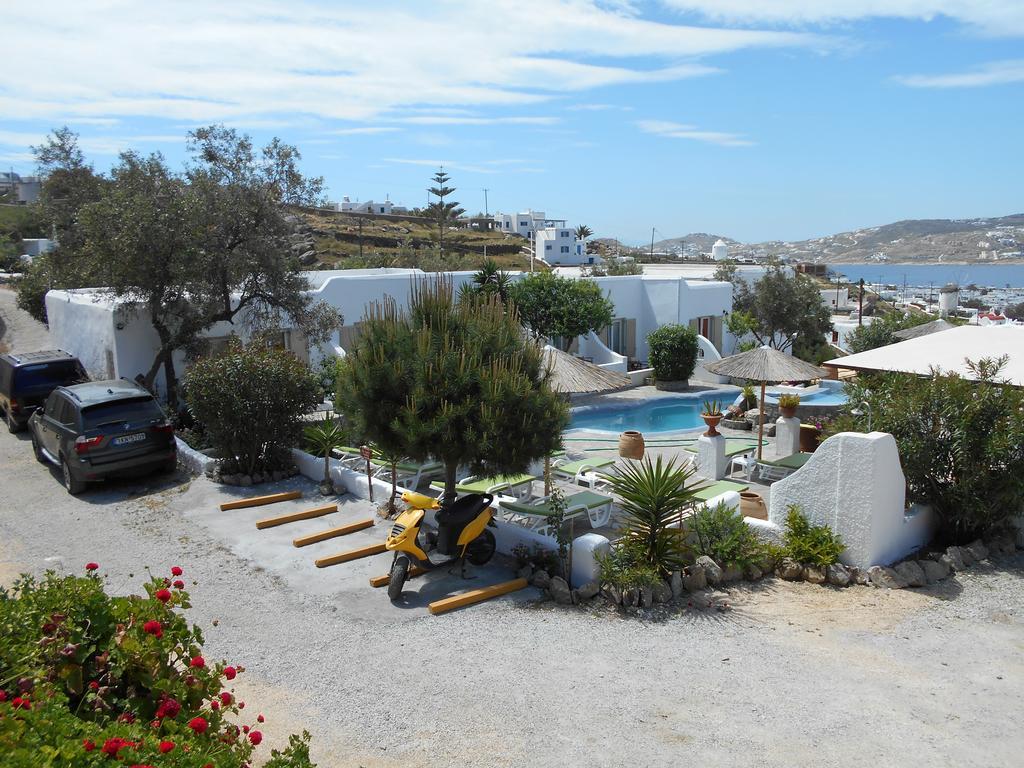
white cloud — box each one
[396,116,559,126]
[0,129,184,157]
[636,119,754,147]
[658,1,1024,36]
[895,59,1024,87]
[2,1,823,127]
[328,127,400,135]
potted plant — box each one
[778,393,800,419]
[701,399,724,437]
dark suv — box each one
[0,350,88,433]
[28,379,177,494]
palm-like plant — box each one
[602,455,703,574]
[574,224,594,241]
[303,419,348,494]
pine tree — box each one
[425,167,465,256]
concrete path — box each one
[0,285,50,353]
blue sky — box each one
[3,1,1023,244]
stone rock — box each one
[238,475,253,487]
[765,424,777,438]
[530,570,551,590]
[549,577,573,605]
[894,560,927,587]
[682,566,707,592]
[251,472,263,484]
[516,564,533,581]
[777,558,803,581]
[576,580,600,601]
[826,563,851,587]
[984,532,1017,558]
[298,250,318,265]
[848,566,870,585]
[920,558,950,583]
[957,545,976,566]
[603,585,622,605]
[696,556,723,586]
[652,580,672,604]
[803,565,827,584]
[721,564,744,583]
[670,571,683,598]
[744,408,767,425]
[271,470,285,482]
[622,588,638,608]
[332,481,347,496]
[943,546,967,571]
[869,565,906,589]
[745,564,763,581]
[640,586,653,608]
[965,540,989,563]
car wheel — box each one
[5,408,20,434]
[31,433,46,464]
[162,457,178,474]
[61,456,86,495]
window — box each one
[380,206,385,213]
[57,397,77,428]
[561,245,569,253]
[561,230,569,237]
[545,244,552,251]
[608,318,628,355]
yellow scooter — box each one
[384,490,498,601]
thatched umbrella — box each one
[704,346,827,460]
[542,346,630,492]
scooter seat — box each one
[436,493,492,526]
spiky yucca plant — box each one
[303,419,348,493]
[602,456,704,575]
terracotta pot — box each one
[618,430,645,460]
[740,491,767,520]
[780,405,797,419]
[701,414,723,437]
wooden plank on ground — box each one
[220,490,302,511]
[428,578,529,615]
[293,519,374,547]
[256,504,337,530]
[314,543,386,568]
[369,564,428,588]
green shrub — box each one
[0,564,315,767]
[690,501,767,569]
[184,339,321,476]
[647,324,699,382]
[597,538,663,591]
[782,505,845,567]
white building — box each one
[45,269,734,394]
[820,286,854,311]
[535,226,589,266]
[711,239,729,261]
[492,210,565,238]
[336,197,407,215]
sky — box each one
[3,1,1023,244]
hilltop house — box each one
[336,197,408,215]
[44,269,734,396]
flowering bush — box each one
[0,563,315,767]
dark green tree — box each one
[425,167,464,256]
[509,271,614,349]
[336,278,567,503]
[463,257,513,302]
[846,311,930,353]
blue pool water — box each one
[569,397,706,433]
[763,382,849,407]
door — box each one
[38,394,63,454]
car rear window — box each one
[81,397,164,430]
[13,361,86,390]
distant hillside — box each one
[653,214,1024,264]
[653,233,738,253]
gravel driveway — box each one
[0,285,51,353]
[1,426,1021,768]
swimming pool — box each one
[569,396,707,433]
[763,381,848,407]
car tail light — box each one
[74,435,104,454]
[154,422,175,435]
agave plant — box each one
[602,455,704,575]
[303,419,348,493]
[701,399,723,417]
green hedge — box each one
[647,324,699,382]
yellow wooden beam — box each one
[314,543,386,568]
[220,490,302,511]
[368,564,428,588]
[293,519,374,547]
[428,578,529,615]
[255,504,337,530]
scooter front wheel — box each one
[388,556,410,601]
[466,529,496,566]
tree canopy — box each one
[424,167,464,255]
[845,311,931,353]
[509,272,614,349]
[336,278,567,502]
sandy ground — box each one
[2,423,1022,768]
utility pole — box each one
[650,227,655,261]
[858,277,864,325]
[483,188,489,217]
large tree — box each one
[509,272,614,350]
[52,126,340,407]
[727,263,833,361]
[336,278,567,504]
[424,167,464,256]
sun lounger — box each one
[498,490,614,534]
[691,479,749,503]
[551,457,616,489]
[430,473,538,500]
[330,445,367,468]
[683,440,764,458]
[371,458,445,489]
[756,452,812,483]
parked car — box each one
[0,350,88,433]
[29,379,177,494]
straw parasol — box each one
[704,346,827,460]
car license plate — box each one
[113,433,146,446]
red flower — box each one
[155,698,180,719]
[82,739,95,752]
[211,700,219,710]
[188,716,208,734]
[237,701,244,709]
[173,580,185,589]
[257,714,265,723]
[159,740,175,754]
[11,696,31,710]
[118,711,136,723]
[190,655,206,669]
[101,738,135,757]
[154,588,172,603]
[143,620,163,638]
[88,681,99,691]
[223,665,236,680]
[85,562,99,571]
[0,691,6,702]
[242,725,250,734]
[171,566,183,576]
[249,730,263,746]
[219,691,232,705]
